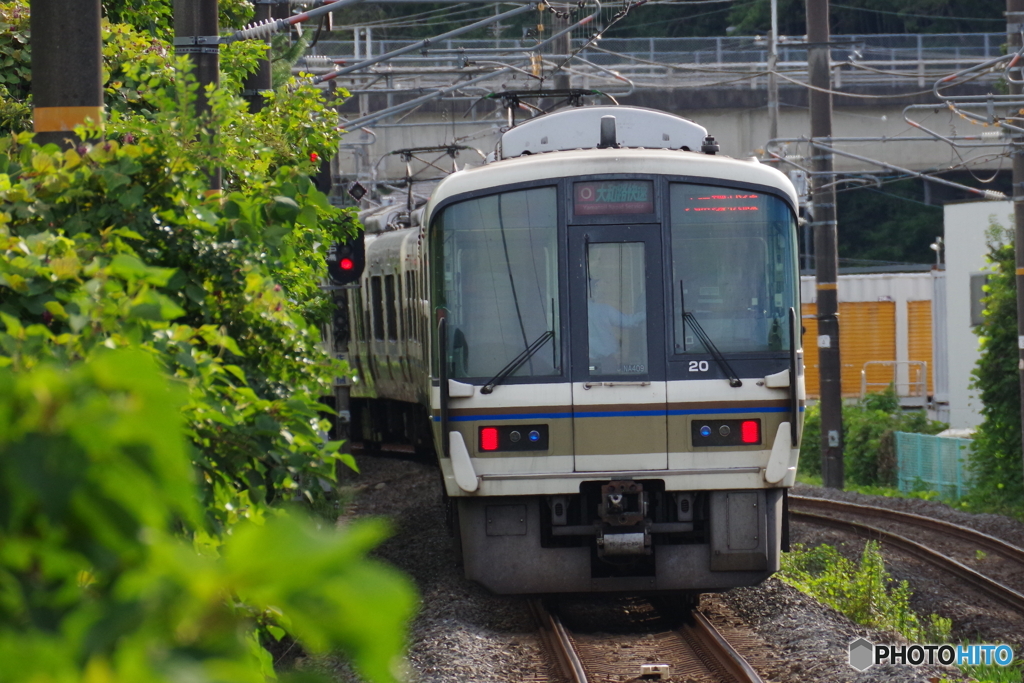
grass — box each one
[796,472,1024,524]
[779,541,1022,682]
[796,473,944,501]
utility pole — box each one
[174,0,222,190]
[807,0,844,488]
[1008,0,1024,485]
[30,0,103,148]
[767,0,779,142]
[242,0,273,113]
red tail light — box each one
[741,420,760,444]
[480,427,499,451]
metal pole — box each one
[553,12,571,91]
[767,0,779,141]
[1008,0,1024,486]
[807,0,843,489]
[174,0,222,190]
[31,0,103,148]
[243,0,273,112]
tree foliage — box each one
[0,5,412,681]
[1,64,354,525]
[968,224,1024,510]
[799,387,945,486]
[336,0,1008,42]
[836,180,944,266]
[0,350,415,683]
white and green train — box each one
[337,105,805,595]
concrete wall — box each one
[337,92,1006,181]
[943,201,1013,429]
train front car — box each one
[426,106,803,594]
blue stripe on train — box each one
[437,405,803,422]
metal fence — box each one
[895,431,973,499]
[308,32,1007,91]
[314,33,1004,65]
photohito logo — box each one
[848,638,1015,671]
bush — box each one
[799,387,946,487]
[0,350,415,683]
[1,52,359,524]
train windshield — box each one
[669,183,798,354]
[438,187,560,380]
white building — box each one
[941,201,1013,429]
[798,199,1011,429]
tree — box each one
[0,7,418,680]
[968,222,1024,510]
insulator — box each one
[302,55,336,67]
[981,130,1006,140]
[236,18,281,41]
[983,190,1007,201]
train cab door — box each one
[569,225,668,472]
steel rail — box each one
[791,509,1024,614]
[684,610,765,683]
[790,495,1024,566]
[529,600,588,683]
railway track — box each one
[529,599,764,683]
[789,495,1024,614]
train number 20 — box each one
[689,360,710,372]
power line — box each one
[831,3,1005,24]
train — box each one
[330,105,805,594]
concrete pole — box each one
[767,0,779,142]
[31,0,103,148]
[174,0,221,190]
[1008,0,1024,483]
[807,0,844,488]
[243,0,273,112]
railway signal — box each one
[327,236,365,284]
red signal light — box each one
[741,420,760,444]
[480,427,499,451]
[340,257,354,270]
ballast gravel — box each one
[298,454,994,682]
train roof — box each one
[424,146,799,224]
[499,106,709,158]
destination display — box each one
[677,191,763,214]
[573,180,654,215]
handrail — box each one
[860,360,928,399]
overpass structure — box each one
[303,32,1015,190]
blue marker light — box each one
[529,430,541,442]
[700,425,712,437]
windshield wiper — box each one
[684,313,742,387]
[480,330,555,394]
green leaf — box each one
[117,183,145,209]
[296,205,318,229]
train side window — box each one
[352,289,365,342]
[406,271,416,341]
[385,274,398,341]
[371,276,385,341]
